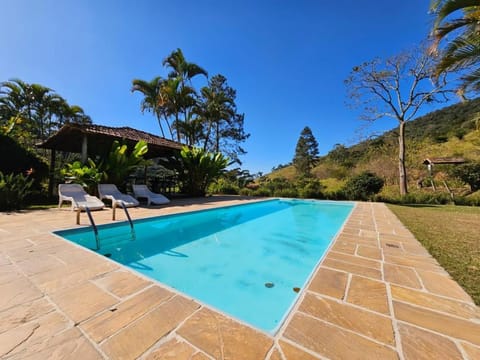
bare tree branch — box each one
[345,43,453,195]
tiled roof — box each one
[78,124,183,149]
[38,123,184,158]
[422,157,466,165]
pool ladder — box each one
[78,203,135,250]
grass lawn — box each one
[388,204,480,305]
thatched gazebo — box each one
[38,123,184,196]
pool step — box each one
[97,232,134,249]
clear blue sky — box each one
[1,0,438,174]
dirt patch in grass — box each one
[388,204,480,305]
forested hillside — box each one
[269,98,480,197]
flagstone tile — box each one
[0,298,55,334]
[416,270,474,302]
[146,338,210,360]
[393,301,480,345]
[336,234,378,246]
[347,276,389,315]
[31,261,118,294]
[383,263,422,289]
[0,253,11,266]
[93,269,151,298]
[81,286,174,343]
[102,295,199,359]
[326,251,381,270]
[359,229,378,239]
[177,307,272,360]
[266,347,283,360]
[461,342,480,360]
[398,323,463,360]
[7,327,101,360]
[0,311,70,358]
[391,285,480,319]
[331,241,356,255]
[278,340,320,359]
[0,264,23,285]
[299,293,394,345]
[283,313,397,360]
[308,267,348,299]
[356,245,382,260]
[0,276,43,312]
[50,282,118,324]
[384,254,443,273]
[322,258,382,280]
[15,255,66,276]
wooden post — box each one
[81,135,88,164]
[443,180,454,200]
[48,148,56,198]
[76,208,81,225]
[112,202,116,221]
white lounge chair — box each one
[132,184,171,206]
[58,184,105,211]
[98,184,139,208]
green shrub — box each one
[98,140,149,190]
[252,188,272,197]
[60,160,103,195]
[238,188,253,196]
[343,172,384,201]
[273,188,298,198]
[454,191,480,206]
[453,128,468,140]
[0,171,34,211]
[0,134,48,188]
[209,178,239,195]
[324,189,347,200]
[377,191,452,205]
[162,147,229,196]
[449,162,480,192]
[296,178,324,199]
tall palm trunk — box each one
[154,111,165,138]
[398,120,408,195]
[163,114,174,139]
[203,120,213,152]
[215,121,220,153]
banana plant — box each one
[97,140,149,189]
[161,146,229,196]
[60,159,103,194]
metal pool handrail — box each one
[84,206,100,250]
[113,201,136,241]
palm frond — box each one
[432,0,480,28]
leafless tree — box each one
[345,45,450,195]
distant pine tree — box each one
[293,126,319,177]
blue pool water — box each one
[55,199,353,333]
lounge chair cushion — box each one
[98,184,139,207]
[58,184,105,211]
[132,184,170,206]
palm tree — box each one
[162,49,208,143]
[59,104,92,125]
[430,0,480,92]
[1,79,57,140]
[158,77,197,143]
[162,48,208,87]
[131,77,173,138]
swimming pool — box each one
[55,199,354,334]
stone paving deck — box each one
[1,197,479,359]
